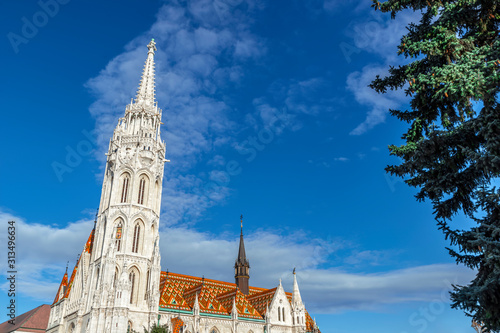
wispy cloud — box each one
[0,210,475,313]
[84,0,340,226]
[344,8,421,135]
[85,0,266,225]
[346,64,407,135]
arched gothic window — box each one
[132,224,140,253]
[120,174,130,203]
[129,271,136,304]
[278,307,281,321]
[113,267,119,288]
[115,221,123,252]
[282,307,285,321]
[137,176,147,205]
[144,270,150,300]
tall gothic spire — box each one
[135,39,157,107]
[237,215,247,261]
[292,269,303,308]
[235,215,250,295]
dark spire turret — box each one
[235,214,250,295]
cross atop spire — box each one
[134,39,157,107]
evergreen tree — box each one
[369,0,500,330]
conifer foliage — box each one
[370,0,500,330]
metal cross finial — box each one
[240,214,243,229]
[293,267,296,274]
[65,261,69,273]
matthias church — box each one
[45,40,320,333]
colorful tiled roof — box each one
[216,288,262,320]
[63,257,80,299]
[52,272,68,304]
[84,228,95,254]
[159,272,270,319]
[183,283,228,315]
[246,287,277,316]
[159,279,192,311]
[305,311,316,332]
[170,317,184,333]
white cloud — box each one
[346,64,407,135]
[84,0,266,226]
[0,210,94,302]
[346,10,421,63]
[344,8,422,134]
[0,210,476,313]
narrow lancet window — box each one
[129,272,135,304]
[115,223,122,252]
[138,177,146,205]
[121,176,129,203]
[132,224,140,253]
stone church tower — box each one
[46,39,320,333]
[47,39,166,333]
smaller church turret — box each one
[291,269,307,329]
[235,215,250,295]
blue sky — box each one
[0,0,479,332]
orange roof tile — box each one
[183,283,228,315]
[216,289,262,320]
[159,281,191,311]
[158,272,271,319]
[84,229,95,254]
[63,257,80,299]
[170,317,184,333]
[305,311,319,332]
[52,272,68,304]
[247,287,276,316]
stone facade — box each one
[46,40,320,333]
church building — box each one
[45,40,320,333]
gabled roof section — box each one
[183,283,228,315]
[158,271,316,328]
[217,288,262,320]
[84,228,95,254]
[158,272,267,316]
[63,257,80,299]
[305,311,318,332]
[0,304,50,333]
[52,271,68,304]
[159,279,191,311]
[247,287,277,316]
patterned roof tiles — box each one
[159,272,271,318]
[63,257,80,299]
[216,289,262,320]
[52,272,68,304]
[84,229,95,254]
[246,287,277,316]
